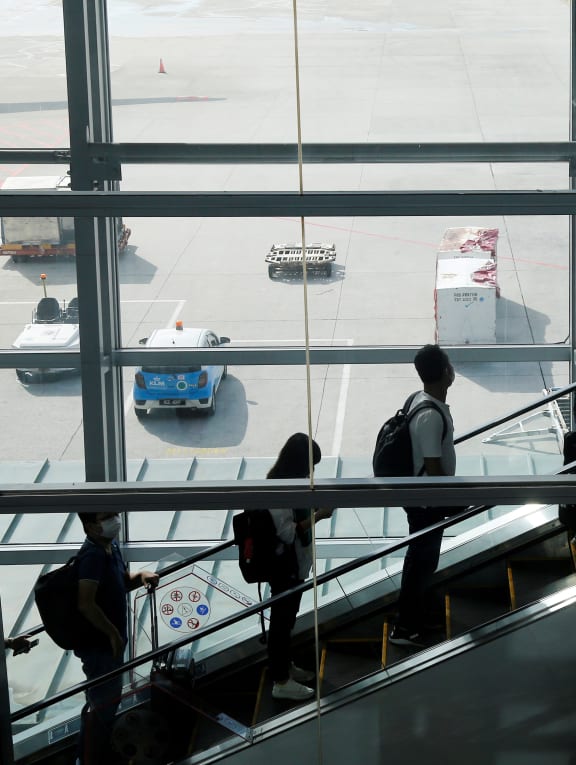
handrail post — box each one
[0,596,15,765]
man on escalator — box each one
[75,512,158,765]
[389,344,457,648]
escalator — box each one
[11,499,576,765]
[149,515,576,763]
[7,386,576,764]
[206,575,576,765]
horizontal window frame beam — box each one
[1,143,576,166]
[0,344,569,369]
[0,476,571,512]
[0,539,383,565]
[2,189,576,217]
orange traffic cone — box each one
[158,58,166,74]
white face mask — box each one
[99,515,121,540]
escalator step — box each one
[507,532,572,563]
[509,560,576,607]
[447,586,511,637]
[321,637,385,691]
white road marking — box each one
[331,340,352,457]
[231,338,351,344]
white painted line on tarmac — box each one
[0,298,187,306]
[123,299,186,417]
[231,338,351,344]
[331,339,352,457]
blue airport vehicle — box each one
[133,323,230,419]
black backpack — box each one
[233,509,296,584]
[373,392,448,477]
[34,557,98,651]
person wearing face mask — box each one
[75,511,158,765]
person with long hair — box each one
[267,432,334,701]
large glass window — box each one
[1,1,575,761]
[0,2,68,151]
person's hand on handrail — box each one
[5,635,38,655]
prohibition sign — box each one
[160,586,211,634]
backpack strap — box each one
[257,582,267,645]
[401,391,420,413]
[406,399,448,442]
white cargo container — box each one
[437,227,498,261]
[435,257,497,344]
[0,175,131,262]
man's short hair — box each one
[78,512,97,530]
[414,344,450,384]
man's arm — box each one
[416,408,447,476]
[125,570,159,592]
[423,457,447,476]
[5,636,36,655]
[78,579,124,658]
[295,507,335,534]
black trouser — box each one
[396,507,449,633]
[268,574,303,682]
[75,648,124,764]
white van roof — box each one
[146,327,204,348]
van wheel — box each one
[135,407,147,420]
[207,391,216,416]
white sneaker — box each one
[272,678,315,701]
[290,663,315,683]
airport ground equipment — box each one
[0,175,130,262]
[265,242,336,278]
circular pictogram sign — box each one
[160,586,210,633]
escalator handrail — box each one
[454,379,576,444]
[11,381,575,644]
[9,540,237,641]
[12,460,576,723]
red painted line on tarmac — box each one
[0,123,56,148]
[276,217,568,270]
[276,216,435,248]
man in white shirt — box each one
[389,345,456,647]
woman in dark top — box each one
[267,433,334,701]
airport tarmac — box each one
[0,0,571,469]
